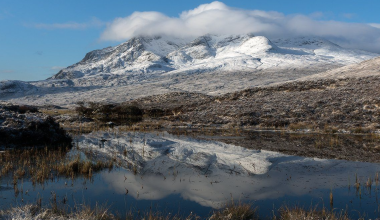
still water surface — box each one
[1,131,380,219]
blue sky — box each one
[0,0,379,81]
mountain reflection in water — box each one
[1,131,380,218]
[78,131,380,209]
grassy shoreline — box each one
[0,202,364,220]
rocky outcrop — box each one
[0,103,71,149]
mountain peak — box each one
[50,34,377,80]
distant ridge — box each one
[1,34,379,107]
[50,34,377,81]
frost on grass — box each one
[0,204,117,220]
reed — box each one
[210,200,257,220]
[0,147,115,186]
[277,205,352,220]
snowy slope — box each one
[0,81,37,99]
[51,36,188,80]
[299,56,380,81]
[1,34,379,106]
[51,34,377,81]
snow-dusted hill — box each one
[51,36,188,80]
[51,34,376,81]
[1,34,379,106]
[299,56,380,81]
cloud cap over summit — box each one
[100,1,380,53]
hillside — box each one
[51,34,376,83]
[0,34,378,107]
[122,75,380,132]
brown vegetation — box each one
[0,147,114,186]
[0,103,72,148]
[276,206,353,220]
[0,202,366,220]
[168,128,380,163]
[75,101,143,125]
[115,76,380,133]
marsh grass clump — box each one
[352,126,371,134]
[323,125,339,134]
[136,211,199,220]
[57,156,112,178]
[0,203,203,220]
[108,159,114,171]
[0,203,117,220]
[132,164,138,175]
[14,167,26,178]
[366,177,372,190]
[66,204,117,220]
[40,108,76,117]
[0,161,14,176]
[0,201,371,220]
[276,206,352,220]
[0,147,115,186]
[314,139,324,149]
[209,202,257,220]
[289,122,312,131]
[330,190,334,208]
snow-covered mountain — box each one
[1,34,379,106]
[50,34,376,81]
[51,36,188,79]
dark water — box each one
[1,168,380,219]
[1,131,380,219]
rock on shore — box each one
[0,102,71,149]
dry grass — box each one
[0,203,201,220]
[209,201,257,220]
[289,122,314,131]
[40,108,76,117]
[323,125,339,134]
[56,156,112,178]
[0,204,117,220]
[133,212,200,220]
[0,147,114,186]
[69,204,117,220]
[0,202,369,220]
[276,206,355,220]
[0,203,253,220]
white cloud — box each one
[100,1,380,53]
[29,17,105,30]
[369,23,380,29]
